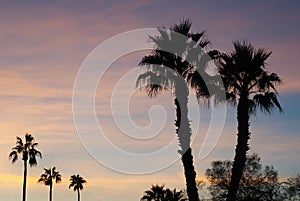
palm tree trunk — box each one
[227,97,250,201]
[181,148,198,201]
[174,80,199,201]
[22,159,27,201]
[49,183,52,201]
[77,189,80,201]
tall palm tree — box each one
[215,41,282,201]
[136,19,211,201]
[38,167,62,201]
[9,133,42,201]
[69,174,87,201]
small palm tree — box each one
[69,174,87,201]
[165,188,187,201]
[141,185,166,201]
[137,19,211,201]
[141,185,186,201]
[38,167,62,201]
[9,133,42,201]
[216,41,282,201]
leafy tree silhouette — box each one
[38,167,62,201]
[205,153,282,201]
[9,133,42,201]
[286,174,300,200]
[215,41,282,201]
[137,19,213,201]
[69,174,87,201]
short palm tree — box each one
[141,185,166,201]
[9,133,42,201]
[141,185,187,201]
[216,41,282,201]
[165,188,187,201]
[38,167,62,201]
[137,19,211,201]
[69,174,87,201]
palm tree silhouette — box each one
[137,19,211,201]
[141,185,186,201]
[69,174,87,201]
[38,167,62,201]
[216,41,282,201]
[8,133,42,201]
[165,188,187,201]
[141,185,166,201]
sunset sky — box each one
[0,1,300,201]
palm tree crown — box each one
[38,167,62,186]
[136,19,211,100]
[69,174,87,191]
[9,133,42,166]
[141,185,166,201]
[217,40,282,113]
[141,185,187,201]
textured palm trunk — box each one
[227,97,250,201]
[49,183,52,201]
[174,79,199,201]
[22,159,27,201]
[77,189,80,201]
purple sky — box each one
[0,1,299,201]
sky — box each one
[0,0,300,201]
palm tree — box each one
[69,174,87,201]
[165,188,187,201]
[136,19,211,201]
[141,185,187,201]
[9,133,42,201]
[38,167,62,201]
[215,41,282,201]
[141,185,166,201]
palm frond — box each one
[136,71,175,97]
[45,168,51,175]
[9,151,18,163]
[25,133,34,144]
[28,148,41,166]
[253,92,282,114]
[252,48,271,69]
[55,174,62,183]
[171,19,192,35]
[32,142,38,149]
[187,70,210,100]
[248,99,257,116]
[16,136,23,146]
[257,72,282,93]
[13,145,23,153]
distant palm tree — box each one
[9,133,42,201]
[141,185,187,201]
[38,167,62,201]
[137,19,211,201]
[216,41,282,201]
[69,174,87,201]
